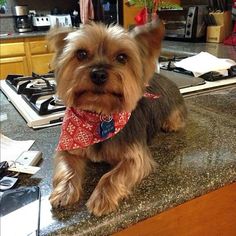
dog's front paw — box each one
[86,187,118,216]
[50,180,82,208]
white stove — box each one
[0,74,65,129]
[159,55,236,95]
[0,72,236,129]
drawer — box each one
[0,57,29,79]
[0,42,25,58]
[29,41,53,54]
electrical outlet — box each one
[15,151,42,166]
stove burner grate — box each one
[21,92,65,115]
[159,55,236,81]
[5,73,66,116]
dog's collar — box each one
[56,108,131,151]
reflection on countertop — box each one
[1,85,236,235]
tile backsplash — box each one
[14,0,79,13]
[0,17,15,33]
[0,0,79,33]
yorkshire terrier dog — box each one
[48,19,187,216]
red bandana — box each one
[56,92,160,151]
[56,108,131,151]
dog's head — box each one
[47,21,164,114]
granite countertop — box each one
[1,84,236,235]
[1,30,236,61]
[0,31,48,40]
[161,40,236,60]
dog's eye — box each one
[76,49,88,60]
[116,53,128,64]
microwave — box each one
[159,5,208,41]
[48,14,72,28]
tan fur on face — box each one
[47,21,164,114]
[49,23,147,114]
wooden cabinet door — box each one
[0,42,25,57]
[31,53,54,74]
[0,57,28,80]
[123,2,141,29]
[29,40,53,54]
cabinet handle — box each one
[44,45,48,49]
[48,63,51,69]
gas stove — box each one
[159,55,236,95]
[1,65,236,129]
[159,55,236,81]
[0,73,65,129]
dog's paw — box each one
[50,181,81,208]
[86,188,118,216]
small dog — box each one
[47,20,187,216]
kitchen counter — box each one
[162,40,236,61]
[1,83,236,235]
[0,31,48,40]
[1,30,236,61]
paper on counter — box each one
[0,133,35,162]
[174,52,236,77]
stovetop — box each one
[1,68,236,129]
[159,55,236,81]
[0,73,65,129]
[159,55,236,95]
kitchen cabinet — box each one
[30,54,53,74]
[26,37,54,74]
[0,57,28,79]
[0,39,29,79]
[0,36,53,79]
[123,1,141,29]
[113,183,236,236]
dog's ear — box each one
[46,27,74,52]
[46,27,74,70]
[131,19,165,82]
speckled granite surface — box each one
[162,40,236,60]
[0,85,236,236]
[0,31,48,40]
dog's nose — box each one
[90,68,108,85]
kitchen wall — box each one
[0,0,233,33]
[181,0,208,5]
[2,0,79,14]
[181,0,232,9]
[0,0,80,33]
[14,0,79,13]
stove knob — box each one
[186,30,190,36]
[187,23,191,28]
